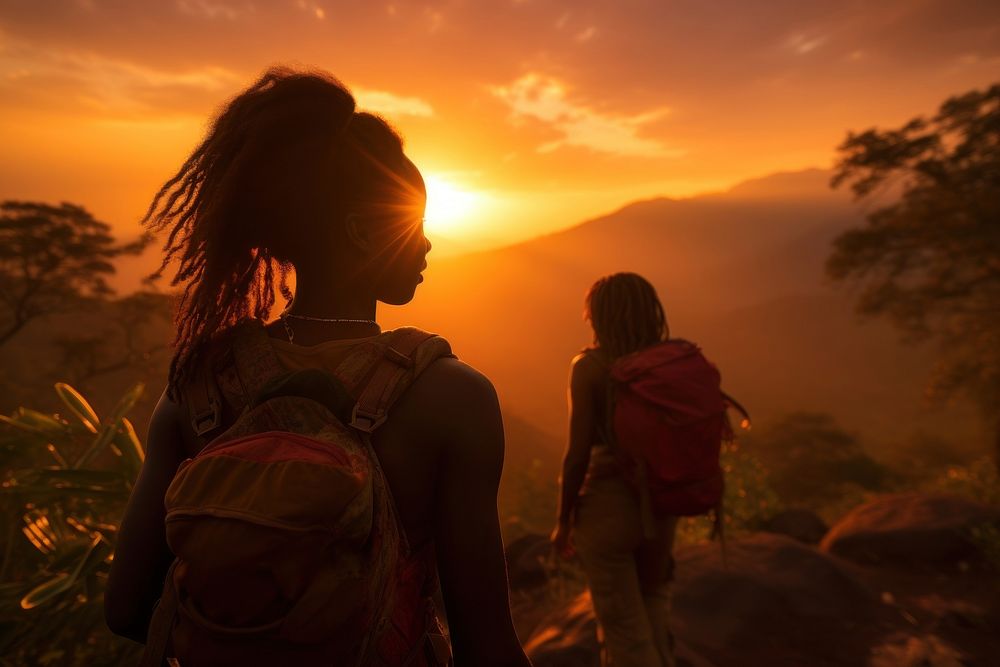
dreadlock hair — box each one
[584,272,669,360]
[143,66,414,399]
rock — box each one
[523,592,600,667]
[524,591,714,667]
[760,508,829,544]
[525,533,880,667]
[505,533,553,591]
[672,534,878,665]
[869,633,968,667]
[820,493,1000,567]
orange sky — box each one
[1,0,998,259]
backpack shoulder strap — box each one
[346,327,454,433]
[186,358,224,440]
[183,319,287,441]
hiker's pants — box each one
[574,474,678,667]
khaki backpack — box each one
[139,320,454,666]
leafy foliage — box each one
[503,458,560,541]
[827,83,1000,458]
[51,291,173,390]
[676,440,782,545]
[742,412,887,516]
[0,201,150,347]
[0,383,145,666]
[922,456,1000,507]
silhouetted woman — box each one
[105,67,530,667]
[552,273,678,667]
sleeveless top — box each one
[580,347,622,491]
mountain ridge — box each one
[382,168,985,460]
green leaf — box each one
[53,384,99,434]
[20,535,105,610]
[107,383,144,426]
[0,415,53,439]
[72,427,116,470]
[45,539,92,571]
[13,409,69,435]
[35,469,126,487]
[19,573,72,610]
[73,383,144,469]
[69,518,118,544]
[113,417,144,479]
[2,482,128,502]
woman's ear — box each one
[344,213,371,253]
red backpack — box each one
[608,339,746,518]
[139,320,454,667]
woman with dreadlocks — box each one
[551,273,682,667]
[105,67,530,667]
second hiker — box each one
[552,272,736,667]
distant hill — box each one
[382,169,985,465]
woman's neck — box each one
[288,274,378,321]
[271,274,381,345]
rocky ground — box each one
[509,493,1000,667]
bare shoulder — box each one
[401,356,503,462]
[570,349,605,383]
[149,387,183,440]
[147,385,201,459]
[410,356,499,409]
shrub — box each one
[0,383,144,666]
[676,440,782,545]
[923,456,1000,506]
[743,412,888,513]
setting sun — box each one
[422,174,483,237]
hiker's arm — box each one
[105,389,184,643]
[433,364,531,667]
[556,354,600,526]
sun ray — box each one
[422,174,482,237]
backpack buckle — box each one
[350,404,387,433]
[191,392,222,437]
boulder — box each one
[505,533,553,591]
[526,533,880,667]
[671,534,878,665]
[821,493,1000,567]
[760,508,828,544]
[524,591,717,667]
[523,592,601,667]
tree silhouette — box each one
[748,412,886,509]
[828,83,1000,468]
[0,202,150,346]
[51,291,173,389]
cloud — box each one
[295,0,325,21]
[175,1,252,21]
[786,32,827,55]
[0,33,435,121]
[0,37,240,116]
[491,73,681,158]
[353,87,434,118]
